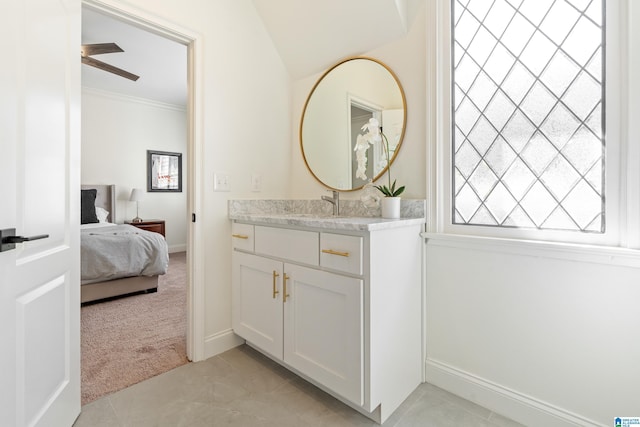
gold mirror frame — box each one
[300,57,407,191]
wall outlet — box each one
[251,174,262,192]
[214,172,230,192]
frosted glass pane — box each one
[586,48,602,82]
[468,72,498,111]
[503,205,535,227]
[501,13,535,56]
[455,142,482,178]
[540,52,580,97]
[455,97,481,135]
[455,55,481,91]
[485,137,517,177]
[520,132,558,175]
[543,207,580,231]
[501,63,534,104]
[562,17,601,64]
[540,0,580,45]
[561,126,602,173]
[519,0,554,26]
[470,206,498,225]
[519,31,556,75]
[468,161,498,199]
[452,0,604,232]
[585,0,602,25]
[455,9,481,49]
[484,183,517,223]
[484,90,515,131]
[466,0,493,20]
[468,116,498,155]
[484,0,516,38]
[501,110,535,152]
[562,72,600,120]
[540,156,581,199]
[519,182,557,226]
[456,184,482,221]
[520,82,556,126]
[562,180,602,228]
[467,26,497,66]
[540,104,580,149]
[502,159,536,199]
[483,44,516,86]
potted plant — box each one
[354,118,405,218]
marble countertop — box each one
[229,199,426,231]
[229,212,425,231]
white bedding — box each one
[81,224,169,285]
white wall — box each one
[109,0,292,356]
[425,238,640,426]
[81,88,188,252]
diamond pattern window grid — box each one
[452,0,604,232]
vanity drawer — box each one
[255,226,319,265]
[231,223,254,251]
[320,233,363,275]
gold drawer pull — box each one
[322,249,350,257]
[272,270,280,299]
[232,234,249,239]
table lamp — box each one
[129,188,143,223]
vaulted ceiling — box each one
[251,0,423,79]
[81,1,422,106]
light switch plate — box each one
[214,173,230,192]
[251,174,262,192]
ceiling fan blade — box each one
[81,43,123,56]
[82,56,140,81]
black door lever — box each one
[0,228,49,252]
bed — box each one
[80,184,169,303]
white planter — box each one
[381,197,401,219]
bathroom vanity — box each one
[229,201,425,423]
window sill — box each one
[421,232,640,269]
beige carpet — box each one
[81,251,189,405]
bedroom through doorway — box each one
[80,3,193,405]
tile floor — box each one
[74,344,525,427]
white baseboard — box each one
[203,329,244,359]
[425,358,604,427]
[169,244,186,254]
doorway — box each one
[80,0,201,404]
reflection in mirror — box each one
[300,57,406,191]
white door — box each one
[283,264,364,406]
[232,252,284,359]
[0,0,81,426]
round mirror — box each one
[300,57,407,191]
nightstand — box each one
[125,219,165,238]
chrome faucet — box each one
[321,190,340,216]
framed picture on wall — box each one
[147,150,182,192]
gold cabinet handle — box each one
[232,234,249,239]
[283,273,290,303]
[272,270,280,299]
[322,249,350,257]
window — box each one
[451,0,605,233]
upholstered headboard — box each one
[81,184,116,222]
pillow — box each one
[95,206,110,223]
[81,189,99,224]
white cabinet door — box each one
[232,252,283,359]
[0,1,81,425]
[283,264,364,406]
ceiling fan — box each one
[81,43,139,81]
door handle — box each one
[0,228,49,252]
